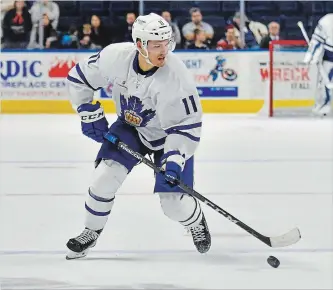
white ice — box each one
[0,114,332,289]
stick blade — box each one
[269,228,301,248]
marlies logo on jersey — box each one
[124,110,143,126]
[120,94,156,127]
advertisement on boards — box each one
[100,83,113,99]
[0,52,90,99]
[0,50,316,102]
[179,52,239,98]
[256,53,317,100]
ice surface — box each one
[0,114,332,289]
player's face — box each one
[147,40,169,67]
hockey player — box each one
[65,13,211,259]
[304,13,333,116]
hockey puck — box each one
[267,256,280,268]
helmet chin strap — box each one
[138,42,154,66]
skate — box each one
[66,228,102,260]
[312,103,331,117]
[317,104,331,117]
[188,214,211,254]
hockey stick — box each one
[104,132,301,248]
[297,21,333,89]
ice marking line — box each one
[0,248,332,256]
[0,158,332,164]
[2,192,333,197]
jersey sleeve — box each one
[155,73,202,168]
[66,47,112,109]
[304,16,328,64]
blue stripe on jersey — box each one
[88,52,101,65]
[162,150,181,161]
[311,42,321,57]
[89,189,115,203]
[313,33,325,43]
[322,68,333,107]
[324,43,333,50]
[165,122,202,133]
[168,131,200,142]
[67,75,84,84]
[75,64,100,91]
[324,87,331,106]
[85,203,111,216]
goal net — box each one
[262,40,319,117]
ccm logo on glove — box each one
[77,102,109,143]
[81,111,104,122]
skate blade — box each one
[66,249,89,260]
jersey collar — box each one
[133,51,159,78]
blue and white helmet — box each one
[132,13,175,63]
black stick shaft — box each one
[105,133,272,247]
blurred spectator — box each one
[182,8,214,47]
[1,0,15,44]
[161,11,181,49]
[78,15,109,49]
[79,35,93,49]
[78,23,102,49]
[216,26,241,50]
[260,21,280,49]
[114,12,136,43]
[2,0,32,48]
[58,24,79,49]
[232,12,267,49]
[78,23,92,48]
[187,29,209,50]
[89,15,110,48]
[29,0,59,30]
[28,13,58,48]
[82,23,92,36]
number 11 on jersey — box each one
[182,95,198,115]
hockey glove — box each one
[163,161,182,188]
[77,101,109,143]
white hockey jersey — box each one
[67,42,202,162]
[304,13,333,64]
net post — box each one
[268,39,309,117]
[269,40,275,117]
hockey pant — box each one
[84,119,202,231]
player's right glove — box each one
[164,161,181,188]
[77,101,109,143]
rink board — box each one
[0,49,316,113]
[0,99,314,114]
